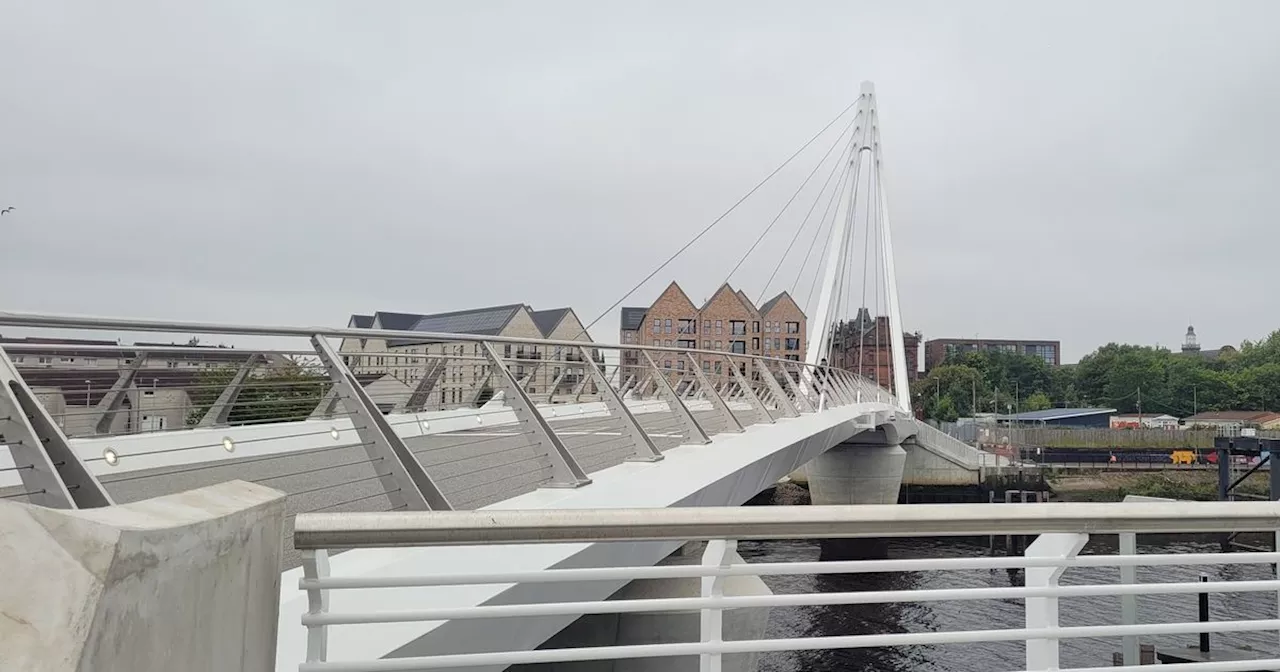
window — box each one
[623,333,632,344]
[677,339,696,349]
[504,344,512,357]
[714,361,722,374]
[774,338,781,350]
[553,367,561,377]
[702,361,710,371]
[11,356,22,363]
[785,338,800,350]
[730,321,746,335]
[652,318,660,334]
[677,360,685,370]
[84,357,97,366]
[715,340,722,350]
[664,318,672,334]
[752,337,760,350]
[142,390,155,397]
[786,321,800,334]
[653,340,659,347]
[166,361,178,369]
[38,356,51,364]
[59,357,74,363]
[730,341,746,354]
[764,339,771,350]
[715,320,723,335]
[529,387,537,394]
[664,360,672,370]
[678,319,696,334]
[753,321,760,334]
[702,340,710,349]
[785,354,800,361]
[703,320,711,331]
[664,340,671,347]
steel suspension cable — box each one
[802,162,855,312]
[756,139,854,305]
[794,155,852,301]
[872,141,884,389]
[579,97,862,335]
[717,111,860,291]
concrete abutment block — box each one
[0,480,287,672]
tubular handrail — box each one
[292,501,1280,549]
[0,311,838,370]
[0,342,310,357]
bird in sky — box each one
[0,207,13,215]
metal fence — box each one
[291,501,1280,671]
[0,311,892,523]
[937,423,1280,451]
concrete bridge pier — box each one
[805,421,908,560]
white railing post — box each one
[700,538,737,672]
[1025,532,1088,670]
[1119,532,1139,665]
[302,549,331,663]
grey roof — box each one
[997,408,1117,422]
[388,304,526,346]
[530,308,570,337]
[371,311,425,331]
[620,307,648,331]
[20,369,207,406]
[1183,410,1280,422]
[349,315,374,329]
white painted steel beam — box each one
[274,402,880,671]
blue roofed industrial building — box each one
[996,408,1118,428]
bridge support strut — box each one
[311,335,452,511]
[0,347,113,509]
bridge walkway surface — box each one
[0,312,981,667]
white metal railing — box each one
[293,501,1280,671]
[0,310,896,512]
[911,417,1004,468]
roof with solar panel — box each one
[348,305,527,346]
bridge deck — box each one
[274,403,880,669]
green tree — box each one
[1073,344,1174,413]
[933,395,959,422]
[1024,391,1052,411]
[186,360,331,426]
[914,364,987,419]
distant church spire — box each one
[1182,324,1201,353]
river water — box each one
[746,485,1279,671]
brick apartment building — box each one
[923,337,1061,372]
[827,308,920,385]
[619,282,806,378]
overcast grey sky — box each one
[1,1,1277,362]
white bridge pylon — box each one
[805,81,912,414]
